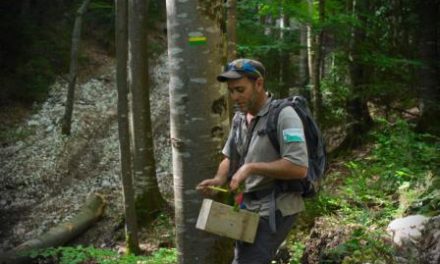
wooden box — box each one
[196,199,260,243]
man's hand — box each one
[196,177,226,197]
[229,163,253,191]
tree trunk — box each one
[61,0,91,135]
[416,0,440,136]
[279,13,290,98]
[116,0,140,254]
[226,0,237,122]
[226,0,237,61]
[128,0,165,223]
[299,23,309,91]
[311,0,325,121]
[166,0,230,263]
[342,0,373,149]
[1,193,105,264]
[306,0,314,87]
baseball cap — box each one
[217,58,266,82]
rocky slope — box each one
[0,52,173,253]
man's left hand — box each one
[229,163,253,191]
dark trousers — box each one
[231,211,296,264]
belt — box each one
[244,188,273,200]
[244,188,278,234]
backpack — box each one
[265,96,327,197]
[227,96,327,198]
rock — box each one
[387,214,429,246]
[420,216,440,264]
[386,215,440,264]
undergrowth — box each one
[20,118,439,264]
[28,246,176,264]
[288,118,439,263]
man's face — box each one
[227,77,263,114]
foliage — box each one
[28,245,177,264]
[324,228,395,264]
[288,241,305,264]
[236,0,306,96]
[234,0,424,130]
[0,1,72,104]
[289,118,439,262]
[84,0,115,51]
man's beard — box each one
[244,84,258,114]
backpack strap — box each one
[227,112,261,181]
[265,96,308,153]
[265,98,285,152]
[227,112,244,181]
[265,96,314,193]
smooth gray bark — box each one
[128,0,165,221]
[61,0,91,135]
[299,23,309,90]
[116,0,139,254]
[226,0,237,61]
[226,0,237,122]
[311,0,325,121]
[166,0,230,263]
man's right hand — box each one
[196,177,226,197]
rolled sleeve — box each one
[222,127,234,158]
[277,107,308,167]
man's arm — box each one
[229,159,307,191]
[230,106,309,191]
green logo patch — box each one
[283,128,305,143]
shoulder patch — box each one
[283,128,305,143]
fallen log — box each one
[0,192,106,264]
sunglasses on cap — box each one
[225,60,263,78]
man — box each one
[196,58,309,264]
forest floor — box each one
[0,47,175,256]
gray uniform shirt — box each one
[223,97,309,216]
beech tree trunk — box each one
[226,0,237,61]
[116,0,140,254]
[166,0,230,263]
[311,0,325,121]
[299,23,309,91]
[279,13,290,98]
[128,0,165,223]
[61,0,91,135]
[226,0,237,122]
[306,0,314,86]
